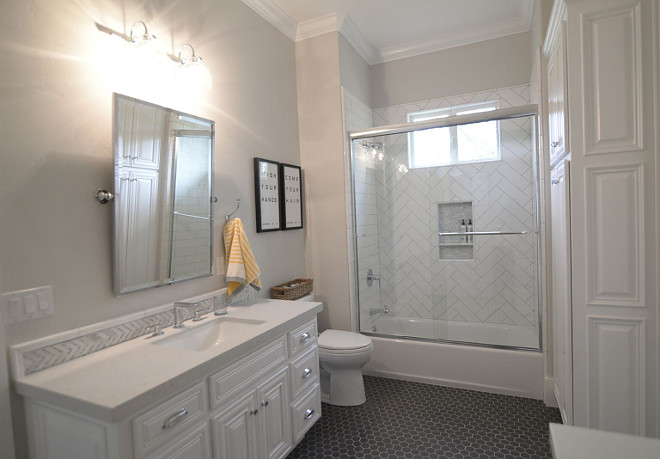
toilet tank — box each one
[295,292,315,301]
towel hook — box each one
[225,199,240,221]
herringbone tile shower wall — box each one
[346,85,538,329]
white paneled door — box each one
[565,0,658,436]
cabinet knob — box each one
[249,408,258,415]
[300,332,311,343]
[304,408,315,420]
[301,368,313,379]
[261,400,269,407]
[551,141,560,148]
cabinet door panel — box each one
[212,392,259,459]
[257,369,292,459]
[551,161,573,425]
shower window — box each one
[407,100,500,168]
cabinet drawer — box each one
[144,422,212,459]
[210,336,288,409]
[133,381,208,457]
[291,384,321,444]
[289,347,319,400]
[288,319,317,358]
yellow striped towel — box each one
[224,218,262,296]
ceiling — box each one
[241,0,535,64]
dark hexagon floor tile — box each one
[287,376,561,458]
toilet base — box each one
[320,366,366,406]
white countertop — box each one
[14,299,322,422]
[550,423,660,459]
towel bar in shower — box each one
[438,231,529,236]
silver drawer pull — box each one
[304,408,315,420]
[301,368,313,379]
[261,400,269,407]
[250,408,258,415]
[162,408,188,429]
[300,332,311,343]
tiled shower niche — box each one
[437,202,473,260]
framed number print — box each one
[254,158,281,232]
[279,163,303,230]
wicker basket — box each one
[271,278,314,300]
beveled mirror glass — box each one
[113,93,214,295]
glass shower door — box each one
[351,109,540,350]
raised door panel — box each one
[130,102,165,169]
[582,3,643,155]
[256,369,292,459]
[586,317,646,434]
[551,161,573,425]
[30,402,111,459]
[549,22,569,165]
[211,392,259,459]
[585,165,644,307]
[126,169,161,290]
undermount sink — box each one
[153,317,266,351]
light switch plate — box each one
[2,286,54,325]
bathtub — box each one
[363,315,544,399]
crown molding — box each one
[243,0,536,65]
[338,16,379,65]
[542,0,567,56]
[240,0,297,41]
[296,13,339,41]
[376,14,533,64]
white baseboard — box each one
[544,377,558,407]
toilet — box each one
[318,329,373,406]
[294,292,373,406]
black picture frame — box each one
[279,163,303,230]
[254,158,281,232]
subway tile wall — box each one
[344,85,540,331]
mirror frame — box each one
[112,93,215,295]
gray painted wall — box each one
[339,34,373,107]
[371,32,533,108]
[0,0,304,455]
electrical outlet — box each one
[2,286,54,325]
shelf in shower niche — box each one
[438,243,473,247]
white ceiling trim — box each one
[296,13,339,41]
[338,16,379,65]
[240,0,297,41]
[377,14,534,64]
[242,0,535,65]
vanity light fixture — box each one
[362,142,385,161]
[171,44,213,90]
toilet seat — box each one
[318,330,372,352]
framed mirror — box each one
[113,94,215,295]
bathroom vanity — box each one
[13,299,322,459]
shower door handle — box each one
[366,269,380,287]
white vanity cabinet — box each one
[23,316,321,459]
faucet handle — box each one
[192,307,205,322]
[145,323,164,338]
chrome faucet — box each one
[173,302,200,328]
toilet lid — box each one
[318,329,372,350]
